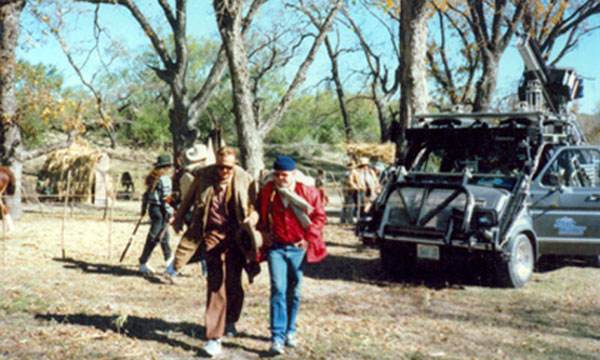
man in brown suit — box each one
[170,146,258,357]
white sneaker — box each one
[270,340,285,354]
[203,338,222,357]
[139,263,155,274]
[286,333,298,347]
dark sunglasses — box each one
[217,165,234,171]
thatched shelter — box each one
[39,138,112,204]
[345,142,396,164]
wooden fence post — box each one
[61,170,71,259]
[107,173,121,259]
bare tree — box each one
[324,33,353,143]
[340,3,400,142]
[442,0,526,112]
[213,0,343,176]
[299,6,354,143]
[522,1,600,65]
[33,2,123,147]
[73,0,265,161]
[1,0,75,215]
[427,1,479,110]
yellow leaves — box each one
[41,107,53,124]
[530,0,568,35]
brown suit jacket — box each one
[172,164,258,270]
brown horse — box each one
[0,166,16,232]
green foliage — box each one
[124,102,171,148]
[267,90,380,145]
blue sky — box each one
[17,2,600,115]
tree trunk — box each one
[325,36,352,143]
[0,0,26,217]
[372,80,391,142]
[214,0,342,176]
[169,93,196,162]
[214,0,263,176]
[399,0,429,162]
[473,54,499,112]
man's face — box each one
[274,170,295,188]
[216,154,236,183]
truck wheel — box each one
[495,233,534,288]
[380,240,414,278]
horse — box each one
[0,166,16,233]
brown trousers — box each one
[174,229,245,339]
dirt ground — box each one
[2,200,600,359]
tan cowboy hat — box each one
[359,157,370,167]
[183,144,209,165]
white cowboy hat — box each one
[183,144,209,166]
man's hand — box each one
[172,218,183,234]
[296,239,309,250]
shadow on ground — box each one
[54,257,167,284]
[34,312,272,358]
[305,241,498,289]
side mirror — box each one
[547,172,562,187]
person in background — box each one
[339,161,356,224]
[315,168,329,207]
[166,143,212,277]
[348,159,362,222]
[139,153,174,275]
[257,155,327,355]
[170,146,259,357]
[358,157,380,214]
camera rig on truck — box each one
[357,34,593,288]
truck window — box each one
[541,149,600,188]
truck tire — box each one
[380,239,414,278]
[495,233,534,288]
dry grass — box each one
[2,200,600,360]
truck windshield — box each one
[406,127,531,191]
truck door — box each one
[529,146,600,256]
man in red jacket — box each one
[257,155,327,354]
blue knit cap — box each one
[273,155,296,171]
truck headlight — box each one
[472,209,498,229]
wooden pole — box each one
[61,170,71,259]
[107,174,121,259]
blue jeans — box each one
[268,243,306,343]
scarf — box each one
[275,184,313,229]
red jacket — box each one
[258,180,327,263]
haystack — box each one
[39,138,112,204]
[345,142,396,164]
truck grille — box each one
[386,187,467,231]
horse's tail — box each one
[0,167,16,196]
